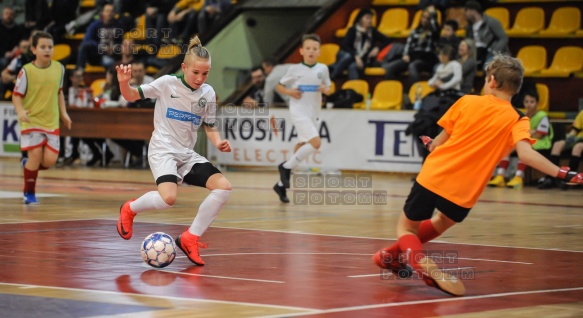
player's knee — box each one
[160,193,177,206]
[215,178,232,191]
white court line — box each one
[0,282,311,311]
[348,267,475,278]
[158,269,284,284]
[198,252,531,265]
[256,286,583,318]
[205,224,583,254]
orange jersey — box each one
[416,95,534,208]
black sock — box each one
[569,156,581,172]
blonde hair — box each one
[485,54,524,95]
[184,36,211,63]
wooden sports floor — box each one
[0,157,582,318]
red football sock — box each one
[39,164,49,170]
[385,220,440,258]
[418,220,441,243]
[23,168,38,194]
[398,234,425,271]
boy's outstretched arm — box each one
[516,139,583,183]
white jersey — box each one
[138,74,216,156]
[279,62,331,120]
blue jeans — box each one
[330,50,361,80]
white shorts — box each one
[148,151,209,183]
[21,132,60,154]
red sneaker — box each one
[117,199,137,240]
[372,247,413,278]
[175,230,208,266]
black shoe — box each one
[278,163,291,188]
[538,177,556,189]
[557,180,568,191]
[86,156,101,167]
[62,155,79,166]
[104,150,114,167]
[273,184,289,203]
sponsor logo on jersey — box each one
[167,107,201,125]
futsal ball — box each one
[141,232,177,268]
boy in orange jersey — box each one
[13,31,72,204]
[372,54,583,296]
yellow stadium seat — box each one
[90,79,107,97]
[408,81,434,105]
[372,0,419,5]
[517,45,547,76]
[398,10,441,38]
[64,33,85,40]
[125,15,146,40]
[485,7,510,30]
[371,80,403,110]
[536,46,583,77]
[535,83,549,112]
[317,43,339,65]
[84,65,106,73]
[341,79,369,109]
[506,7,545,37]
[539,7,581,37]
[364,67,386,76]
[80,0,95,8]
[53,44,71,62]
[336,9,377,38]
[378,8,409,36]
[156,45,181,59]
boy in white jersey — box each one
[273,34,331,203]
[116,36,232,266]
[12,31,72,204]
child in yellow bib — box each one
[12,31,72,204]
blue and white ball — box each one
[141,232,177,268]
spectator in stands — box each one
[167,0,201,44]
[61,69,103,166]
[76,4,124,71]
[438,20,460,52]
[464,0,509,71]
[197,0,232,36]
[458,39,477,94]
[1,38,32,99]
[0,7,25,71]
[117,38,138,66]
[329,8,391,80]
[539,110,583,189]
[113,0,145,26]
[488,90,553,189]
[242,66,265,107]
[418,0,450,16]
[428,45,462,92]
[262,57,292,105]
[45,0,79,42]
[382,6,440,91]
[65,0,109,35]
[24,0,51,34]
[145,0,178,46]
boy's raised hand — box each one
[116,64,132,83]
